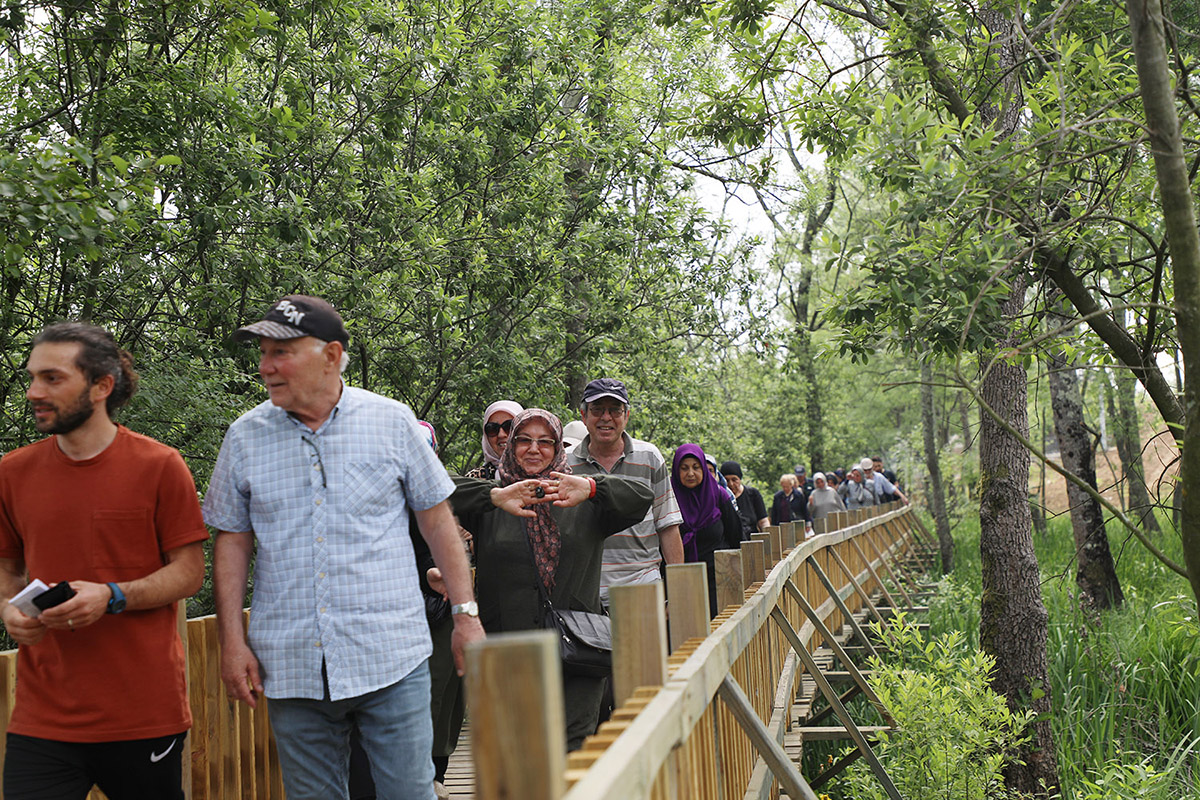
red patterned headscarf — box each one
[495,409,571,589]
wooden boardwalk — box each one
[443,724,476,799]
[443,602,899,800]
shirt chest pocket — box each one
[342,462,400,517]
[92,509,159,571]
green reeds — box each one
[929,513,1200,798]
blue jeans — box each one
[268,661,436,800]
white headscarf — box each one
[481,400,524,465]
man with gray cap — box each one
[567,378,683,605]
[858,457,908,506]
[203,295,483,800]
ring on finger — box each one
[67,619,74,630]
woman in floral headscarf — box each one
[449,409,652,750]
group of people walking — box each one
[768,459,908,530]
[0,293,907,800]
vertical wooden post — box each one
[666,563,710,652]
[466,632,566,800]
[187,619,209,800]
[742,539,767,584]
[751,533,773,569]
[714,549,744,614]
[178,604,193,800]
[0,652,16,784]
[610,582,669,708]
[813,517,827,535]
[254,699,274,800]
[780,522,797,551]
[205,616,241,798]
[766,525,783,563]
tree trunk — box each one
[921,361,953,573]
[979,281,1058,797]
[1112,367,1161,534]
[1045,348,1124,609]
[1127,0,1200,606]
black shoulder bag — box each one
[526,533,612,678]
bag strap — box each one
[519,520,555,608]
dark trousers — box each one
[4,731,186,800]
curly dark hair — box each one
[32,322,139,414]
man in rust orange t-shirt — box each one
[0,323,208,800]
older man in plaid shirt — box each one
[204,295,483,800]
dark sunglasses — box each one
[484,419,513,436]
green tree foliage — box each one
[846,616,1034,800]
[0,0,741,479]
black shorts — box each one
[4,731,186,800]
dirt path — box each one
[1030,424,1177,517]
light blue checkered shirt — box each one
[203,385,454,701]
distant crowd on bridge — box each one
[0,294,907,800]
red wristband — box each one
[587,477,597,499]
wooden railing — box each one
[466,502,934,800]
[0,502,931,800]
[0,610,287,800]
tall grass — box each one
[928,513,1200,797]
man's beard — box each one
[34,387,96,435]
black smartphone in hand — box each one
[31,581,76,611]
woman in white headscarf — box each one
[807,472,845,522]
[465,400,524,479]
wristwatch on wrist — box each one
[106,582,126,615]
[450,601,479,618]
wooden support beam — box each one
[714,549,744,613]
[858,532,917,610]
[610,582,668,709]
[768,607,902,800]
[780,521,797,551]
[823,549,884,632]
[716,676,820,800]
[742,539,767,585]
[751,532,773,570]
[665,563,710,653]
[809,747,864,789]
[845,536,901,612]
[797,726,892,741]
[804,557,882,660]
[784,579,892,726]
[466,631,566,800]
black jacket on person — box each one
[734,486,768,536]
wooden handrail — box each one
[0,503,922,800]
[469,503,922,800]
[0,610,286,800]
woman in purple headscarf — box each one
[671,444,743,618]
[449,409,653,751]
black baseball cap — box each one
[234,295,350,346]
[582,378,629,405]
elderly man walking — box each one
[203,295,483,800]
[859,457,908,506]
[567,378,683,605]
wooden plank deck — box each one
[444,722,475,799]
[445,589,917,800]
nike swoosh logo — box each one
[150,738,177,763]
